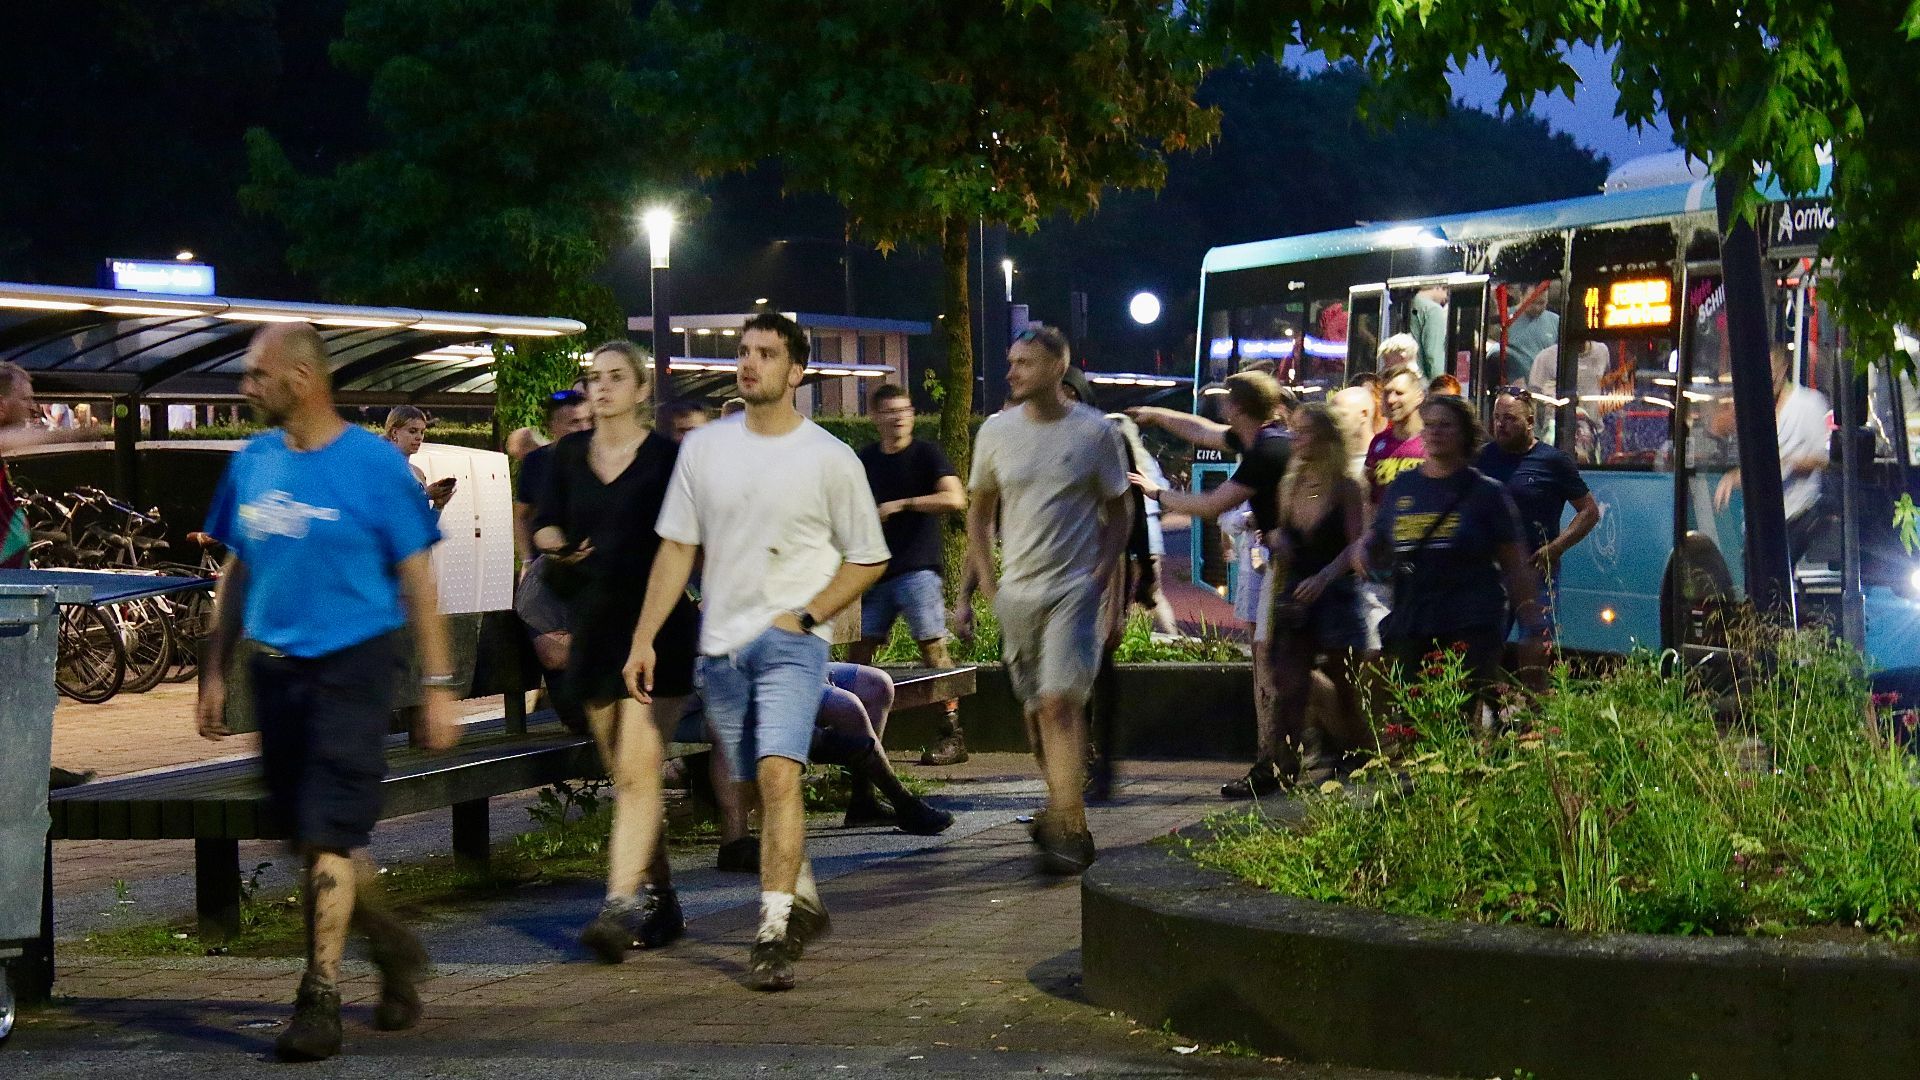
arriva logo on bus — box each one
[1772,200,1835,248]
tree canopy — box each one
[242,0,670,429]
[1189,0,1920,354]
[650,0,1220,469]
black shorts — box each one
[252,631,401,852]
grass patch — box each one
[847,601,1244,666]
[1191,624,1920,941]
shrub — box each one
[1194,627,1920,939]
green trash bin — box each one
[0,585,61,1042]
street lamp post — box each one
[644,207,675,400]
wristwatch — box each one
[421,672,459,690]
[787,608,819,632]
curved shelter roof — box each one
[0,281,583,406]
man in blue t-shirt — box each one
[196,323,454,1062]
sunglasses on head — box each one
[549,389,584,405]
[1496,385,1532,401]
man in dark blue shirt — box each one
[1475,388,1600,666]
[198,323,455,1062]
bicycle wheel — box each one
[56,604,126,704]
[160,589,209,683]
[111,598,174,694]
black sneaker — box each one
[1034,816,1096,876]
[578,896,645,964]
[842,796,896,828]
[274,974,342,1062]
[894,799,955,836]
[716,837,760,874]
[1220,760,1287,800]
[743,939,795,992]
[918,731,970,766]
[635,884,685,949]
[361,911,428,1031]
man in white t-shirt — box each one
[628,313,889,993]
[967,327,1131,875]
[1714,343,1832,560]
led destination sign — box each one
[1582,276,1674,332]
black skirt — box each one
[566,586,699,705]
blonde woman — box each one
[531,341,700,961]
[1270,403,1370,779]
[383,405,455,511]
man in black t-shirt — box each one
[853,384,970,764]
[513,389,592,564]
[1130,371,1304,798]
[1476,388,1599,688]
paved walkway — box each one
[12,755,1432,1079]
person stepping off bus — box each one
[627,312,889,992]
[196,324,458,1063]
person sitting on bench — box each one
[712,662,955,873]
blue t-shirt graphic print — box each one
[205,426,440,657]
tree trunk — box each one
[1714,165,1795,618]
[939,213,976,478]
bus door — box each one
[1345,283,1387,378]
[1667,264,1743,660]
[1384,274,1489,392]
[1552,224,1682,656]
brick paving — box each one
[13,753,1430,1077]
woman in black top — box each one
[1263,404,1369,786]
[532,341,700,963]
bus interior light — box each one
[1910,567,1920,593]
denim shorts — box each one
[697,625,831,782]
[860,568,948,642]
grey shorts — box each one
[995,578,1104,710]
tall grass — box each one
[1195,628,1920,938]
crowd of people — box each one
[1132,332,1598,797]
[0,282,1848,1065]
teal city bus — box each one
[1192,156,1920,687]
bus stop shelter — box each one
[0,280,585,502]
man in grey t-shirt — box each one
[967,327,1131,875]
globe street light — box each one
[643,207,675,397]
[1129,290,1162,326]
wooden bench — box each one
[46,664,976,943]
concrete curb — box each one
[1082,828,1920,1080]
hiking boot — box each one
[1033,814,1096,876]
[635,884,685,950]
[918,730,969,767]
[893,799,955,837]
[785,893,831,960]
[1220,759,1288,800]
[578,896,645,964]
[359,909,428,1032]
[842,793,896,828]
[743,939,795,992]
[274,974,342,1062]
[716,837,760,874]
